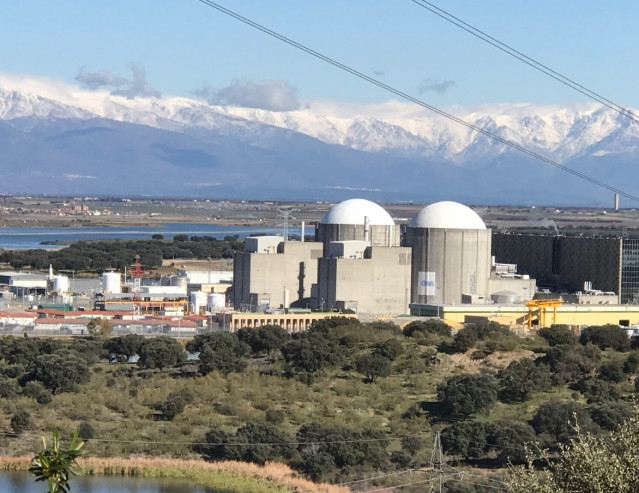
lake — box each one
[0,472,210,493]
[0,223,301,250]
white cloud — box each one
[195,79,300,112]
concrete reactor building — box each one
[232,198,534,317]
[404,201,492,305]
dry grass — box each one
[0,455,349,493]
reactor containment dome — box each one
[321,199,395,226]
[409,201,485,230]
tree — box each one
[85,318,113,338]
[437,373,498,419]
[29,429,84,493]
[541,344,594,383]
[507,407,639,493]
[498,358,552,402]
[137,337,185,370]
[355,353,392,383]
[403,319,452,338]
[530,400,595,448]
[237,325,290,356]
[598,360,625,383]
[623,351,639,374]
[188,332,248,375]
[441,421,487,458]
[29,352,90,394]
[538,325,578,346]
[579,324,630,351]
[281,332,345,374]
[488,421,537,465]
[103,334,145,362]
[222,422,294,465]
[373,338,403,361]
[590,401,634,431]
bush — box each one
[530,400,595,448]
[403,320,451,338]
[590,401,634,431]
[488,421,537,465]
[265,409,285,424]
[355,353,392,383]
[11,409,31,435]
[373,338,403,361]
[137,337,185,370]
[22,381,52,404]
[437,373,498,419]
[441,421,487,458]
[623,352,639,374]
[598,360,625,383]
[538,325,578,346]
[0,377,20,398]
[574,378,621,404]
[78,422,95,440]
[579,325,630,351]
[497,358,552,402]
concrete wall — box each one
[316,223,400,256]
[232,241,323,310]
[406,228,492,305]
[316,246,412,315]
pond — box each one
[0,472,212,493]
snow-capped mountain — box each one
[0,75,637,205]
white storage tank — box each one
[190,291,208,314]
[52,275,70,293]
[102,272,122,294]
[171,273,189,290]
[208,293,225,310]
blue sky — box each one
[2,0,638,108]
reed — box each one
[0,455,349,493]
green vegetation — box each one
[0,319,636,491]
[0,235,244,272]
[29,429,84,493]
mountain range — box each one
[1,77,638,206]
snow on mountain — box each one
[0,74,635,165]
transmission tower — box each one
[277,208,294,241]
[129,255,145,319]
[428,431,464,493]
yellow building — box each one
[410,303,639,330]
[217,311,357,333]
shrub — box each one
[530,400,595,448]
[78,422,95,440]
[265,409,285,424]
[355,353,392,383]
[437,373,498,419]
[11,409,31,435]
[579,325,630,351]
[497,358,552,402]
[598,360,625,383]
[538,325,578,346]
[403,320,451,338]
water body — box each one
[0,223,301,250]
[0,472,211,493]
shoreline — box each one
[0,455,348,493]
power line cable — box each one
[194,0,639,204]
[409,0,639,122]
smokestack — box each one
[301,221,305,242]
[614,193,619,211]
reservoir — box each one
[0,472,209,493]
[0,223,301,250]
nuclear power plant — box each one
[231,198,534,317]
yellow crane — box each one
[526,299,563,330]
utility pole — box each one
[428,431,464,493]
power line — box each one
[409,0,639,123]
[194,0,639,204]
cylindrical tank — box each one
[52,275,70,293]
[208,293,225,310]
[190,291,207,314]
[491,291,521,304]
[170,274,189,290]
[102,272,122,294]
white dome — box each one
[321,199,395,226]
[409,201,486,229]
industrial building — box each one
[231,199,534,317]
[492,233,639,303]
